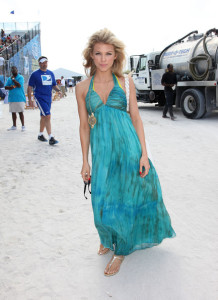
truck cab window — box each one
[139,57,147,71]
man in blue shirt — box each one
[27,56,62,145]
[5,66,26,131]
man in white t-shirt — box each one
[60,76,67,97]
[68,80,73,93]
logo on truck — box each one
[163,48,190,58]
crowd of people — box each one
[56,77,81,94]
[0,29,20,53]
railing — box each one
[1,23,40,60]
[0,22,39,35]
[0,23,41,88]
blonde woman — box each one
[76,29,175,277]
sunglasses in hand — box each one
[84,176,91,199]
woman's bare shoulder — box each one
[76,77,92,97]
[76,77,91,89]
[120,74,134,84]
[116,74,133,91]
[116,75,125,90]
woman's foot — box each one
[104,255,125,276]
[98,244,110,255]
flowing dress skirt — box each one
[90,105,176,256]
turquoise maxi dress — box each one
[85,73,176,256]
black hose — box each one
[203,28,218,57]
[189,28,218,81]
[189,54,211,81]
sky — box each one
[0,0,218,74]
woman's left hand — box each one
[139,155,150,178]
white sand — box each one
[0,94,218,300]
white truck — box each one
[130,28,218,119]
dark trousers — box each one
[163,90,174,117]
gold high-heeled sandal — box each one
[98,245,110,255]
[104,255,125,276]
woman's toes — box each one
[104,268,109,275]
[109,265,117,275]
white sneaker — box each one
[7,126,17,131]
[21,126,26,131]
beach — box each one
[0,93,218,300]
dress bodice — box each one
[85,73,127,115]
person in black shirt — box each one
[161,64,177,120]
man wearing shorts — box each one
[5,66,26,131]
[27,56,62,145]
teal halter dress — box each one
[85,73,176,256]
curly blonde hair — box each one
[83,28,126,77]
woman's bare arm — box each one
[75,81,91,181]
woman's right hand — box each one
[81,162,91,183]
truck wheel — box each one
[181,89,206,119]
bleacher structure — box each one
[0,22,41,90]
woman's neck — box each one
[94,69,113,83]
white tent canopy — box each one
[53,68,84,80]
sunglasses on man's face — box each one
[84,177,91,199]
